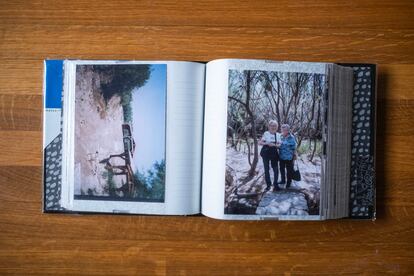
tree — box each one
[91,64,151,123]
[260,71,324,160]
[228,70,265,178]
[93,65,151,102]
[133,159,165,201]
[228,69,324,169]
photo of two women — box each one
[259,121,296,192]
[225,69,324,216]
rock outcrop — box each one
[74,66,126,196]
[255,190,309,216]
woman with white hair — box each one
[259,120,281,191]
[278,124,296,188]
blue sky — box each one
[131,64,166,173]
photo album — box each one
[43,59,376,220]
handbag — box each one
[260,133,279,159]
[292,160,301,181]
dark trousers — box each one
[279,159,294,186]
[262,156,279,188]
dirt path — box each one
[225,146,321,215]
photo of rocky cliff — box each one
[74,64,167,202]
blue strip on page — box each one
[45,60,63,109]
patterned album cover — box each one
[341,64,376,219]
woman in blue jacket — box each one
[278,124,296,188]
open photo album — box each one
[43,59,376,220]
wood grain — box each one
[0,0,413,275]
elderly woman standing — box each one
[259,120,281,191]
[278,124,296,188]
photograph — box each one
[74,64,167,202]
[225,69,325,216]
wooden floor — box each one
[1,1,413,275]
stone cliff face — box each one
[74,67,126,196]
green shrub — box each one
[133,159,165,201]
[297,139,322,156]
[93,64,151,123]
